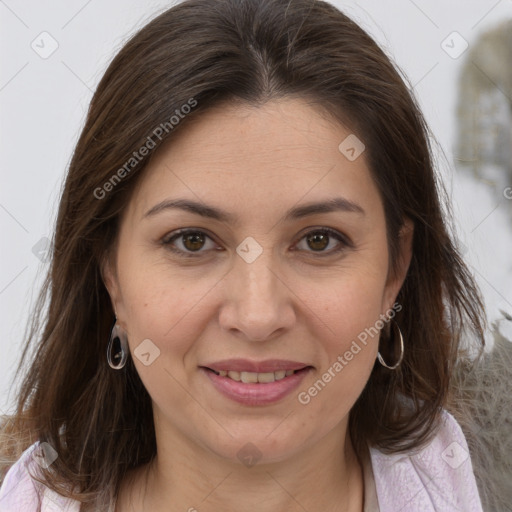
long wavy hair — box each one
[0,0,486,509]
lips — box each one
[200,359,313,405]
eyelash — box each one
[161,227,352,259]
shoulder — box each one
[368,409,484,512]
[0,441,80,512]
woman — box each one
[0,0,487,510]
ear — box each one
[382,217,414,312]
[100,252,124,322]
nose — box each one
[218,246,296,342]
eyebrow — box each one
[143,197,365,222]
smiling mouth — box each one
[202,367,311,383]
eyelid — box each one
[161,228,219,258]
[161,226,352,258]
[293,227,353,252]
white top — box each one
[0,409,483,512]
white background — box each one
[1,0,512,414]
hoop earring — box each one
[107,321,128,370]
[377,320,404,370]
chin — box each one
[199,425,313,467]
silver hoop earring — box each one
[377,320,404,370]
[107,321,128,370]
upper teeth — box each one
[214,369,296,382]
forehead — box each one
[126,98,382,225]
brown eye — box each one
[182,232,206,251]
[306,232,330,251]
[162,227,350,259]
[295,228,350,255]
[162,229,217,257]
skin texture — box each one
[103,98,413,512]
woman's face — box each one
[104,98,412,465]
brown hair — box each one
[0,0,486,508]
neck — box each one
[117,420,364,512]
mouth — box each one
[203,367,309,383]
[199,360,313,405]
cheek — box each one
[295,283,382,425]
[300,264,386,401]
[116,260,215,413]
[317,261,389,344]
[117,253,220,358]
